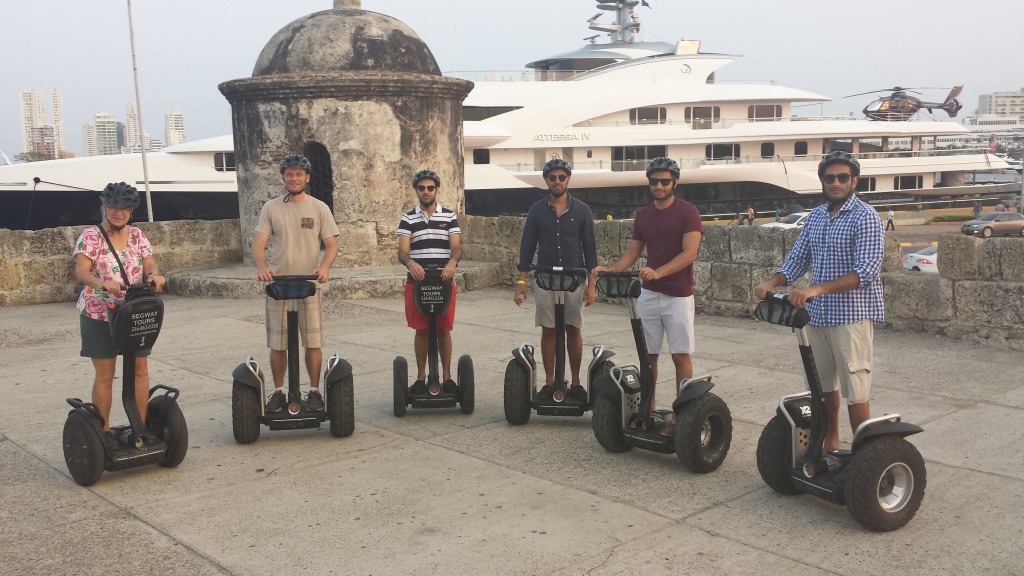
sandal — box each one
[538,384,555,400]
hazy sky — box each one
[4,0,1022,158]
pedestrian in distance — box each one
[746,204,755,226]
[972,200,981,219]
[885,208,895,231]
[251,154,339,414]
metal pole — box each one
[127,0,154,222]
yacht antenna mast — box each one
[126,0,154,222]
[587,0,641,43]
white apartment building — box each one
[83,123,97,157]
[977,89,1024,122]
[20,90,46,153]
[95,113,119,156]
[20,88,65,156]
[51,89,65,154]
[165,106,186,146]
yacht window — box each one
[761,143,775,158]
[472,149,490,165]
[630,107,667,125]
[705,144,740,161]
[463,106,522,121]
[794,141,808,156]
[894,175,922,191]
[612,145,667,172]
[214,152,235,172]
[748,105,782,122]
[856,177,876,192]
[685,106,720,130]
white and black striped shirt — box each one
[396,203,461,270]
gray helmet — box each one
[412,169,440,187]
[542,158,572,177]
[279,154,312,174]
[100,182,140,209]
[817,150,860,178]
[645,157,680,179]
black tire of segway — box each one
[393,357,408,418]
[62,411,105,486]
[755,414,802,495]
[844,436,926,532]
[675,392,732,473]
[503,359,531,425]
[592,394,630,453]
[458,354,475,415]
[148,395,188,468]
[231,380,261,444]
[328,374,355,438]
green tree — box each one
[13,150,54,163]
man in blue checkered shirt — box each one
[754,151,884,453]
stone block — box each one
[26,228,73,259]
[883,273,954,323]
[881,235,902,273]
[730,227,788,267]
[699,226,730,263]
[707,262,751,303]
[979,238,1024,282]
[953,280,1024,331]
[0,261,21,292]
[937,234,980,280]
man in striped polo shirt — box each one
[396,169,463,395]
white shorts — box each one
[636,289,695,355]
[805,320,873,404]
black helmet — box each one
[279,154,312,173]
[817,150,860,178]
[645,157,680,179]
[100,182,140,209]
[412,169,440,187]
[542,158,572,177]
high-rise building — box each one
[165,106,186,146]
[977,89,1024,122]
[51,89,65,154]
[125,102,140,153]
[83,123,97,157]
[20,90,46,154]
[20,88,65,157]
[95,113,119,156]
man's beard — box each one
[419,198,436,208]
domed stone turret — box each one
[220,0,473,269]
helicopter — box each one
[847,86,963,121]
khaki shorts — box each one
[534,283,585,329]
[806,320,873,404]
[265,288,324,350]
[637,290,694,355]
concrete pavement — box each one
[1,288,1022,576]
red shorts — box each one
[404,281,456,331]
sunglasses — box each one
[546,174,568,182]
[822,173,852,184]
[416,185,436,192]
[648,178,674,187]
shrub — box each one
[930,214,974,223]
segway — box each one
[504,265,615,425]
[231,275,354,443]
[589,271,731,473]
[63,281,188,486]
[394,266,474,416]
[754,294,926,531]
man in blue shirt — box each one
[754,151,884,453]
[514,158,598,401]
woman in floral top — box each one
[73,183,166,435]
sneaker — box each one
[306,390,324,412]
[443,379,459,394]
[103,431,118,452]
[266,390,287,413]
[538,384,555,401]
[569,384,588,402]
[410,380,427,395]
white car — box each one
[902,245,938,274]
[761,211,811,230]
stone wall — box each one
[0,220,242,306]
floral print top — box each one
[74,226,154,320]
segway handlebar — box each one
[528,265,589,293]
[268,274,320,282]
[595,270,641,299]
[754,293,810,329]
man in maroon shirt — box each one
[596,157,703,434]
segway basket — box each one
[265,278,317,301]
[535,270,583,292]
[754,294,809,329]
[596,273,641,299]
[109,285,163,354]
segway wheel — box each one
[458,354,475,415]
[393,357,408,417]
[328,374,355,438]
[231,380,261,444]
[675,392,732,473]
[592,394,630,453]
[755,414,802,495]
[844,436,926,532]
[148,395,188,468]
[62,411,105,486]
[503,359,531,425]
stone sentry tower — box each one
[219,0,473,267]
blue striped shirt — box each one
[396,203,460,273]
[776,195,885,326]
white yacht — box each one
[459,0,1015,218]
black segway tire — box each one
[458,354,474,415]
[592,394,630,453]
[756,414,802,495]
[844,436,926,532]
[148,395,188,468]
[675,392,732,473]
[503,359,531,425]
[393,357,408,418]
[328,374,355,438]
[62,411,106,486]
[231,380,261,444]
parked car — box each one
[902,245,938,273]
[960,212,1024,238]
[761,211,811,230]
